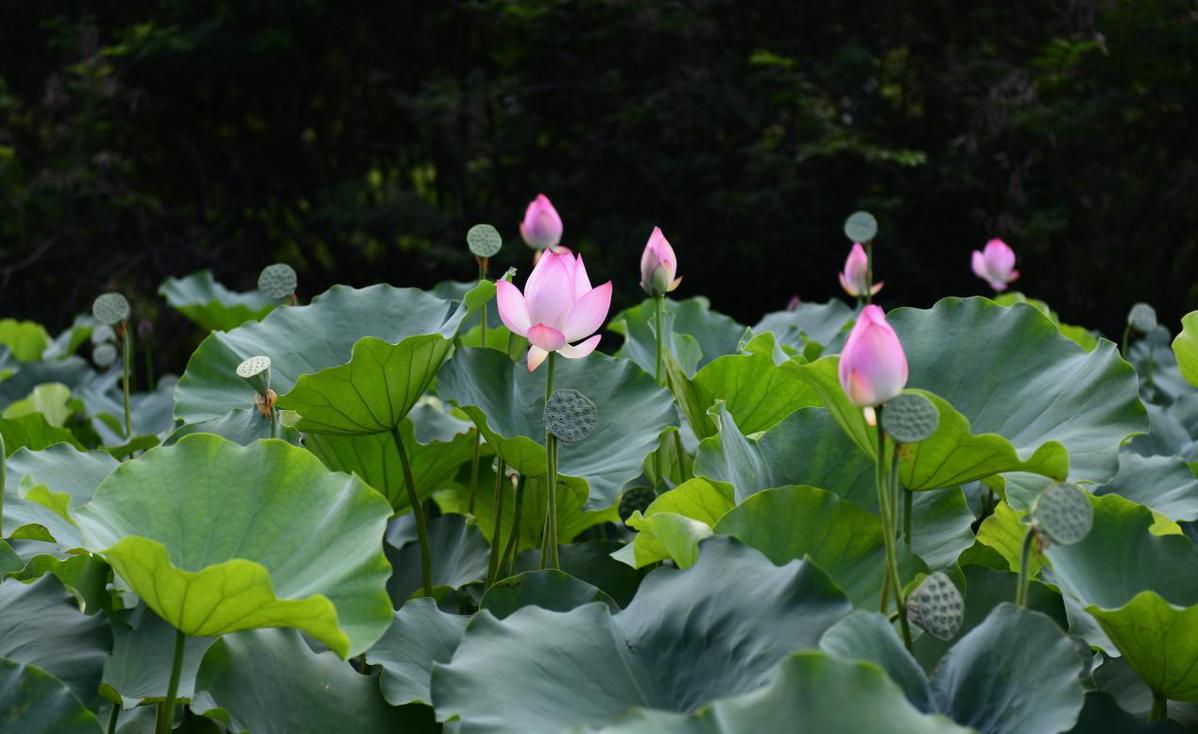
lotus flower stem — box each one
[478,258,489,349]
[501,474,526,576]
[155,628,186,734]
[874,408,913,650]
[486,458,508,586]
[540,352,561,570]
[902,486,913,545]
[672,429,689,482]
[1151,691,1168,722]
[467,433,482,514]
[1120,322,1132,358]
[1015,526,1036,608]
[269,407,278,440]
[654,295,665,383]
[107,702,120,734]
[0,434,5,537]
[121,320,134,437]
[392,425,434,597]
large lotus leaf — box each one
[609,296,747,377]
[3,443,119,545]
[481,569,618,618]
[193,629,431,734]
[1128,399,1198,461]
[691,404,974,568]
[1092,655,1198,728]
[0,356,94,410]
[1175,311,1198,387]
[688,352,819,435]
[591,653,970,734]
[1096,452,1198,522]
[165,407,301,447]
[0,575,111,702]
[437,347,675,510]
[1132,327,1197,406]
[2,383,72,426]
[430,537,851,733]
[1067,691,1189,734]
[975,502,1044,575]
[624,477,735,568]
[784,358,1069,497]
[992,292,1099,352]
[1,550,111,615]
[753,300,855,353]
[0,319,51,362]
[101,605,216,709]
[306,417,476,511]
[929,604,1085,734]
[819,611,932,711]
[174,285,467,422]
[887,298,1145,494]
[0,415,83,457]
[385,514,489,604]
[1046,494,1198,701]
[0,659,104,734]
[364,598,468,707]
[158,270,275,332]
[512,540,641,607]
[75,434,394,657]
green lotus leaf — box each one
[689,352,820,435]
[627,511,712,569]
[609,296,747,377]
[1046,494,1198,701]
[819,611,932,711]
[3,552,112,615]
[385,514,489,603]
[430,538,851,733]
[975,502,1043,575]
[992,292,1098,352]
[158,270,275,332]
[75,434,394,657]
[1095,452,1198,522]
[1067,691,1189,734]
[3,383,73,427]
[3,443,118,546]
[785,358,1069,495]
[0,415,83,457]
[512,540,641,607]
[0,318,51,362]
[276,334,454,434]
[929,604,1085,734]
[588,653,971,734]
[1131,327,1196,406]
[306,415,476,511]
[0,658,104,734]
[194,629,430,734]
[480,569,618,618]
[102,605,216,708]
[364,598,468,707]
[0,575,111,702]
[437,347,675,510]
[753,299,855,354]
[624,477,734,568]
[0,356,92,410]
[1173,311,1198,387]
[174,285,468,423]
[165,407,301,447]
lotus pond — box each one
[2,204,1198,734]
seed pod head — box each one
[543,389,597,443]
[618,486,657,525]
[1031,481,1093,546]
[235,355,272,395]
[881,393,940,444]
[258,264,298,300]
[906,572,964,640]
[91,324,116,345]
[843,211,878,243]
[92,292,130,325]
[467,223,503,259]
[1127,303,1157,334]
[93,342,118,368]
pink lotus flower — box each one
[839,305,908,407]
[496,250,612,371]
[519,194,563,250]
[839,243,882,298]
[971,238,1020,292]
[639,227,682,296]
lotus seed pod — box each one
[843,211,878,243]
[93,342,118,368]
[618,486,657,525]
[881,393,940,444]
[91,324,116,345]
[467,224,503,259]
[906,572,964,641]
[1127,303,1157,333]
[92,292,130,325]
[258,263,298,300]
[1031,481,1093,546]
[235,355,272,395]
[543,389,598,443]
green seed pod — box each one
[543,389,598,443]
[618,486,657,525]
[1127,303,1157,333]
[235,355,272,395]
[906,572,964,641]
[881,393,940,444]
[93,342,119,368]
[467,224,503,258]
[1031,481,1093,546]
[843,211,878,243]
[91,324,116,345]
[92,293,130,325]
[258,263,298,300]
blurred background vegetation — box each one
[1,1,1196,368]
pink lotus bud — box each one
[639,227,682,297]
[838,305,908,407]
[519,194,563,250]
[786,295,802,311]
[495,249,612,371]
[838,243,883,298]
[971,238,1020,292]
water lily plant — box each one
[839,242,883,302]
[971,237,1020,292]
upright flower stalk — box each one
[392,425,434,597]
[839,305,912,648]
[640,227,684,481]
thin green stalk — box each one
[486,458,507,586]
[1015,526,1036,608]
[155,629,186,734]
[392,426,433,597]
[478,258,489,348]
[0,434,5,538]
[467,433,482,514]
[1151,691,1168,722]
[107,702,120,734]
[121,321,133,437]
[672,429,689,482]
[865,240,875,305]
[541,352,560,570]
[1121,323,1132,358]
[903,486,913,545]
[653,295,665,383]
[875,408,913,650]
[501,474,526,575]
[269,408,278,440]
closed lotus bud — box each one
[639,227,682,297]
[838,305,909,407]
[839,243,883,298]
[786,295,802,311]
[971,238,1020,292]
[519,193,563,250]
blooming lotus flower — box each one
[519,194,563,250]
[639,227,682,296]
[496,249,612,371]
[971,238,1020,292]
[838,305,908,407]
[839,243,882,298]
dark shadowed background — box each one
[1,1,1196,369]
